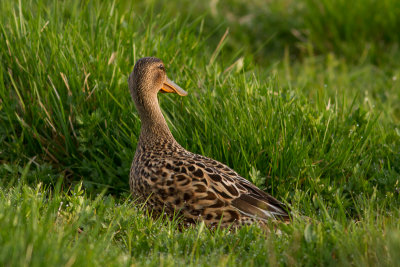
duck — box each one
[129,57,290,228]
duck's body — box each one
[129,57,290,228]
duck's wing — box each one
[182,153,291,223]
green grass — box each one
[1,0,400,266]
[1,182,399,266]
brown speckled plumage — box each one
[129,57,290,228]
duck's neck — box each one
[136,93,177,146]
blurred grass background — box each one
[0,0,400,265]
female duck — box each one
[129,57,290,227]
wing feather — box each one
[182,152,291,223]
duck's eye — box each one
[158,64,165,70]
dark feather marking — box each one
[176,175,186,182]
[209,199,225,208]
[211,186,233,199]
[209,173,222,182]
[228,210,239,221]
[193,168,204,178]
[195,184,207,193]
[195,162,205,168]
[222,183,239,196]
[201,191,217,200]
[183,193,191,201]
[205,167,213,173]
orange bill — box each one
[161,78,188,96]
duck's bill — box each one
[161,78,188,96]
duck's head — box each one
[128,57,187,105]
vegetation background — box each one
[1,0,399,266]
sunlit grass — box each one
[0,181,399,266]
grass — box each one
[1,182,399,266]
[1,0,400,266]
